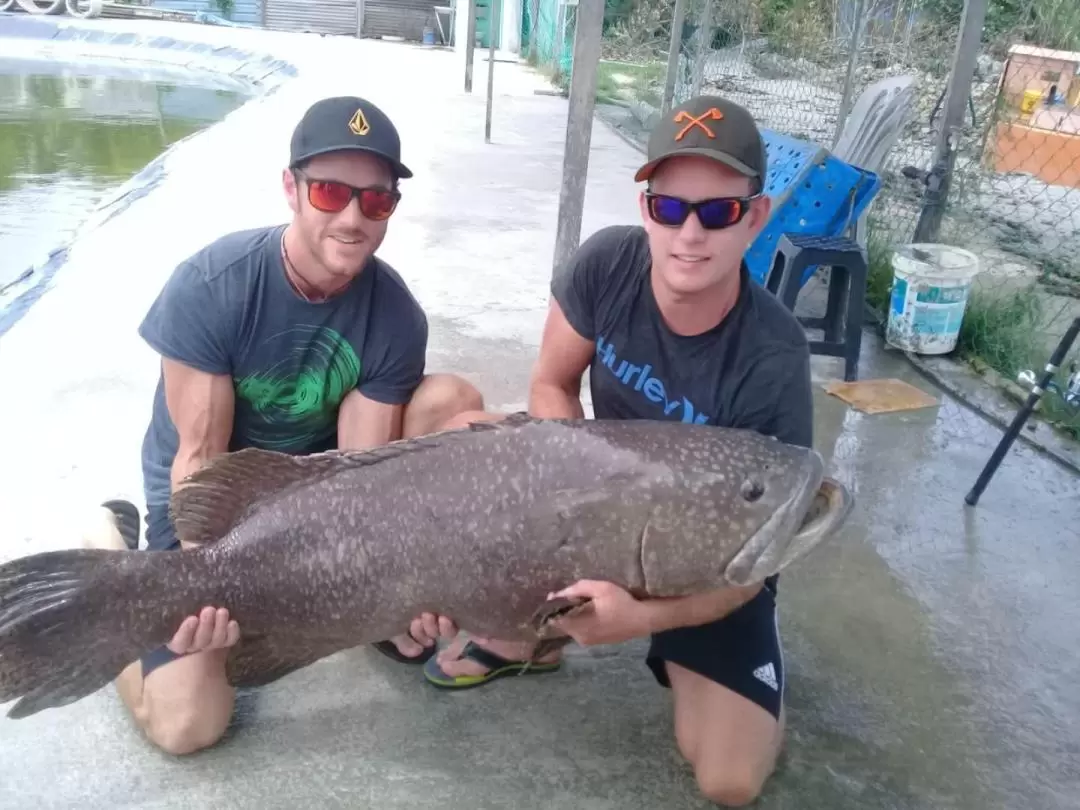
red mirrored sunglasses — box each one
[294,170,400,221]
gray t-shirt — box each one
[551,224,813,448]
[138,224,428,507]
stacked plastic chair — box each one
[753,76,916,381]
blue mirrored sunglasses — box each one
[644,192,760,230]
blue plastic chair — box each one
[744,128,882,289]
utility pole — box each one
[661,0,688,113]
[485,5,496,141]
[464,0,478,93]
[831,0,866,149]
[551,0,605,279]
[913,0,987,242]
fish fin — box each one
[169,439,445,548]
[451,411,541,434]
[0,549,176,719]
[528,595,592,630]
[480,411,538,428]
[225,631,347,689]
[171,414,552,548]
[519,596,591,669]
[527,636,574,667]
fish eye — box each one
[740,478,765,502]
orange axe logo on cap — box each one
[673,108,724,140]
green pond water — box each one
[0,59,249,294]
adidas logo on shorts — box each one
[752,662,778,691]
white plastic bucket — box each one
[885,243,981,355]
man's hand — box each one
[408,612,458,647]
[545,580,652,647]
[166,606,240,656]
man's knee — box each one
[405,373,485,435]
[666,660,783,807]
[129,651,235,756]
[424,372,484,414]
[144,699,232,757]
[693,762,771,807]
[675,713,781,806]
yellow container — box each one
[1020,88,1041,115]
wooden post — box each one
[551,0,604,279]
[831,0,865,149]
[690,0,713,97]
[661,0,688,113]
[485,4,497,142]
[464,0,478,93]
[913,0,988,242]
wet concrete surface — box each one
[1,18,1079,810]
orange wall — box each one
[988,122,1080,189]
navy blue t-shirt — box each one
[551,224,813,448]
[138,224,428,508]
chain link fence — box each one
[526,0,1080,438]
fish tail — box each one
[0,547,184,719]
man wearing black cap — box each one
[82,96,482,756]
[426,95,812,806]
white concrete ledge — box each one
[0,13,636,561]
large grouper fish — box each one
[0,414,853,719]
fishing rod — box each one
[965,315,1080,506]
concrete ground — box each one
[1,17,1079,810]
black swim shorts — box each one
[139,502,185,678]
[645,579,785,721]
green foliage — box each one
[922,0,1080,51]
[603,0,638,33]
[601,0,1080,52]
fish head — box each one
[637,434,853,593]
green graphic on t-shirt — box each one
[234,325,361,450]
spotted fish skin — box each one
[0,414,852,719]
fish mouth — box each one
[723,457,853,587]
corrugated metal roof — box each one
[151,0,264,26]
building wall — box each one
[262,0,357,35]
[151,0,264,25]
[361,0,447,41]
[989,121,1080,190]
[1002,53,1078,108]
[500,0,520,52]
[452,0,522,52]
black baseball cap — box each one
[288,95,413,179]
[634,95,766,186]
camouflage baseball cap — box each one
[634,95,767,185]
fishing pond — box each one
[0,56,248,299]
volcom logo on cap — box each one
[348,108,370,136]
[674,108,723,140]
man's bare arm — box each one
[639,584,764,635]
[337,389,404,450]
[528,299,594,419]
[162,357,235,549]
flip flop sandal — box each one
[102,499,141,550]
[423,640,561,689]
[371,635,436,665]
